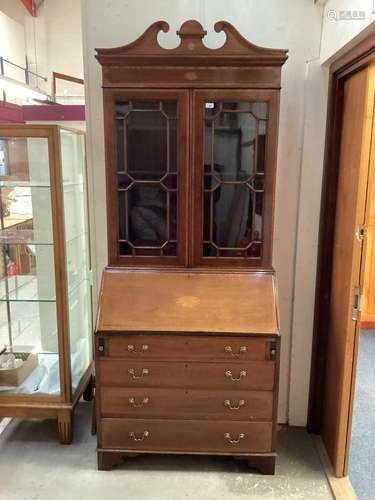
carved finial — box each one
[177,20,207,39]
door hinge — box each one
[356,224,367,241]
[352,285,362,321]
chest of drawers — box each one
[95,269,280,474]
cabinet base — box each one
[247,455,275,475]
[97,450,276,475]
[57,410,73,444]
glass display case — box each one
[0,125,93,443]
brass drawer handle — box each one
[128,368,149,379]
[224,432,245,444]
[129,397,149,408]
[224,399,245,410]
[225,369,247,381]
[129,430,150,442]
[127,344,149,353]
[224,346,247,356]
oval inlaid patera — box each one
[176,295,200,308]
[185,71,197,81]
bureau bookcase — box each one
[95,20,287,474]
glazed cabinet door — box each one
[191,90,279,268]
[103,90,189,266]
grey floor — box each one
[349,329,375,500]
[0,403,332,500]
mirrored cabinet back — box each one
[95,20,287,474]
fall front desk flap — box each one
[96,269,279,336]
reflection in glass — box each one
[116,100,178,257]
[0,136,61,395]
[203,101,268,259]
[60,129,92,392]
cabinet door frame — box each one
[191,89,280,268]
[102,88,190,266]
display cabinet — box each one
[95,20,287,473]
[0,124,93,443]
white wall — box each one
[0,12,26,83]
[81,0,324,424]
[321,0,375,62]
[38,0,84,102]
[289,61,328,425]
[0,0,83,102]
[0,0,47,92]
[288,0,375,425]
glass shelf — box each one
[0,228,88,246]
[0,180,50,188]
[0,275,56,302]
[0,228,53,245]
[0,181,84,189]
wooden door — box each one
[102,89,190,266]
[191,89,279,268]
[322,66,375,477]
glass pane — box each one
[0,245,56,301]
[127,111,167,180]
[0,135,60,395]
[0,137,50,185]
[203,101,267,260]
[0,301,60,395]
[116,99,178,257]
[60,129,92,392]
[128,185,167,246]
[68,280,91,392]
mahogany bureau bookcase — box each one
[95,20,287,474]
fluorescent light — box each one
[0,75,48,102]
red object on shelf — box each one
[7,263,20,276]
[20,0,35,17]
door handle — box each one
[128,368,149,379]
[224,432,245,444]
[225,370,247,381]
[224,399,245,410]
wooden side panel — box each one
[322,67,375,477]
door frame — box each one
[308,33,375,433]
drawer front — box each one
[99,360,275,390]
[103,335,275,362]
[101,418,272,453]
[100,387,273,421]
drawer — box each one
[98,360,275,390]
[100,387,274,421]
[101,335,276,362]
[101,418,273,453]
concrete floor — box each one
[0,402,332,500]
